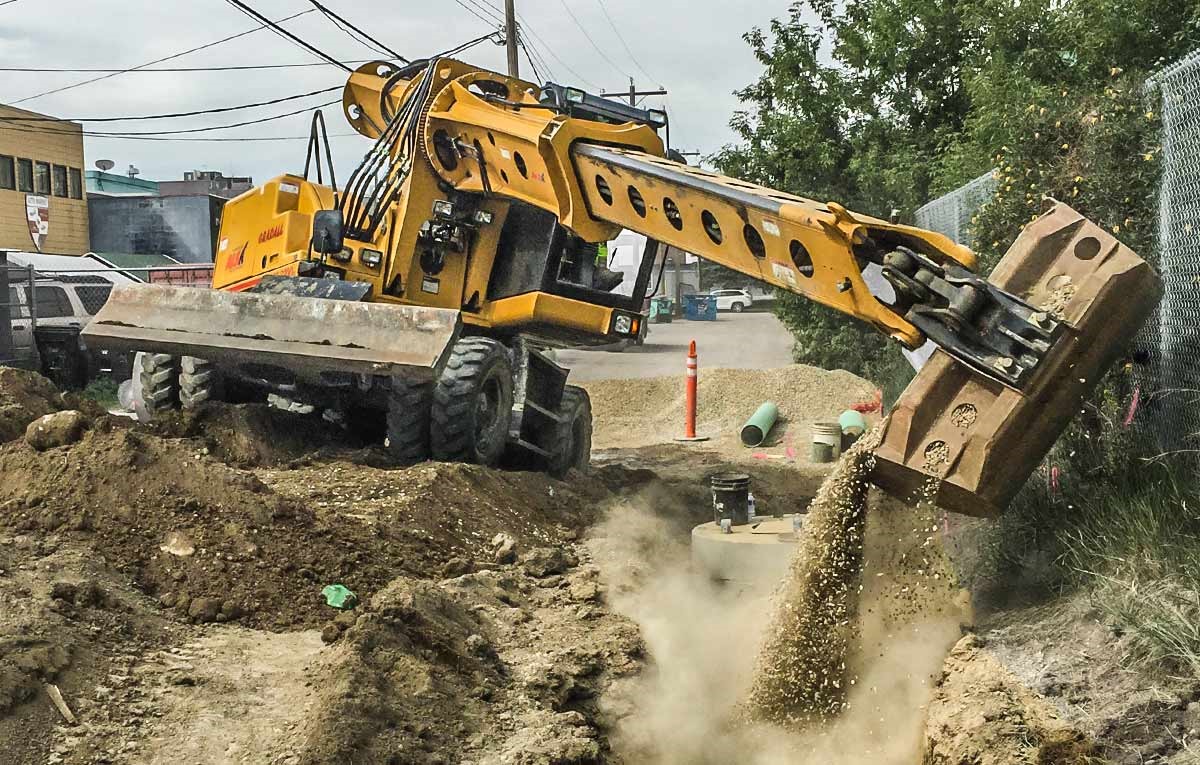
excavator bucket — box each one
[870,201,1162,517]
[82,282,462,383]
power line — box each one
[0,0,22,7]
[307,0,409,62]
[593,0,658,85]
[0,99,341,137]
[519,36,544,83]
[8,8,317,104]
[555,0,631,80]
[455,0,503,26]
[0,61,376,73]
[0,86,340,123]
[220,0,350,71]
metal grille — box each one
[1143,48,1200,449]
[914,171,998,245]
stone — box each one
[520,547,578,578]
[24,410,87,451]
[319,622,342,644]
[492,533,518,565]
[187,597,221,623]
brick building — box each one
[0,104,89,255]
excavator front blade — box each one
[82,282,462,384]
[870,201,1162,517]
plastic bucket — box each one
[811,422,843,463]
[839,409,869,450]
[711,472,751,526]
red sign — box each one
[257,223,284,244]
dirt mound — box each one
[0,368,67,443]
[924,635,1098,764]
[581,364,877,449]
[149,402,354,467]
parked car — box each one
[709,288,754,312]
[5,277,127,389]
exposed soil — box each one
[0,367,1179,765]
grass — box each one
[80,377,121,410]
[975,455,1200,680]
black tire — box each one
[732,301,745,313]
[431,337,514,466]
[547,386,592,478]
[133,352,178,423]
[387,377,433,463]
[179,356,222,409]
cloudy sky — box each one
[0,0,795,184]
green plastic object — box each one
[838,409,868,436]
[321,584,358,610]
[740,401,780,447]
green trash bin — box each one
[649,296,674,323]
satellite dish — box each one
[95,159,115,172]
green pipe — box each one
[740,401,779,447]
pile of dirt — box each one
[0,368,70,443]
[0,425,611,631]
[150,402,352,467]
[581,364,878,450]
[924,635,1098,764]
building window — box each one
[52,165,68,198]
[17,159,33,192]
[68,168,82,199]
[34,162,50,195]
[0,156,13,190]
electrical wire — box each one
[519,36,545,83]
[220,0,351,71]
[307,0,409,62]
[0,99,341,137]
[0,1,22,7]
[471,0,594,88]
[0,61,375,73]
[593,0,658,85]
[8,8,317,104]
[454,0,502,26]
[0,86,340,122]
[555,0,631,80]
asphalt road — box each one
[556,310,796,381]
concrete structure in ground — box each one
[158,170,253,199]
[0,104,89,255]
[88,195,223,264]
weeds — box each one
[80,377,120,410]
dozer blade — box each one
[871,201,1162,517]
[82,283,462,383]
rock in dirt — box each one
[521,547,578,578]
[924,635,1098,764]
[24,410,88,451]
[492,533,518,564]
[0,369,64,444]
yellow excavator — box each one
[84,57,1160,511]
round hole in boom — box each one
[500,169,510,184]
[487,131,496,145]
[595,175,613,205]
[743,224,766,259]
[1074,236,1101,260]
[514,151,528,178]
[663,197,683,230]
[702,210,723,245]
[790,240,814,277]
[627,186,647,217]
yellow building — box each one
[0,104,89,255]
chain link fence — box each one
[914,171,998,245]
[1143,48,1200,451]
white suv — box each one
[709,288,754,313]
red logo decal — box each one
[258,223,284,244]
[224,243,247,270]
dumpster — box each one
[682,294,718,321]
[649,296,674,323]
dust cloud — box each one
[589,436,970,764]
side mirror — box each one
[312,210,345,255]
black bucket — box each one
[711,472,751,526]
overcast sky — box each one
[0,0,795,184]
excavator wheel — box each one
[132,352,178,424]
[547,385,593,478]
[431,337,514,467]
[387,377,433,463]
[179,356,223,410]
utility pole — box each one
[504,0,519,77]
[602,77,667,106]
